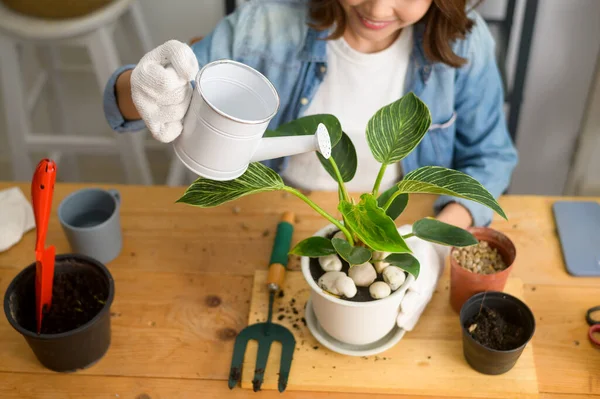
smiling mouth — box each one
[355,10,397,30]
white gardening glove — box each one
[131,40,199,143]
[396,224,449,331]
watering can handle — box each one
[266,212,295,292]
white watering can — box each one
[173,59,332,181]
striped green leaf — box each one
[317,132,357,183]
[397,166,507,219]
[412,218,478,247]
[339,194,411,253]
[176,162,284,207]
[366,92,431,164]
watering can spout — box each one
[250,123,332,163]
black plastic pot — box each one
[3,254,115,372]
[460,291,535,375]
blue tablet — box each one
[553,201,600,277]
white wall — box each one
[566,57,600,196]
[509,0,600,195]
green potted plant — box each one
[177,92,507,346]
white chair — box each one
[165,154,191,187]
[0,0,153,184]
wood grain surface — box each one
[243,271,537,397]
[0,182,598,398]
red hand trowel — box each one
[31,159,57,334]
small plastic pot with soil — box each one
[460,291,535,375]
[3,253,115,372]
[450,227,516,313]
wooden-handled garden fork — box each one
[228,212,296,392]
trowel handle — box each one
[32,159,57,252]
[267,212,295,292]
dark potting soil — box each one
[465,307,525,351]
[308,230,383,303]
[13,259,108,335]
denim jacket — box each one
[103,0,518,226]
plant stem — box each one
[372,163,388,197]
[336,184,357,243]
[478,291,487,316]
[402,233,414,239]
[282,186,354,245]
[382,189,402,211]
[329,157,350,203]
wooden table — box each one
[0,182,598,399]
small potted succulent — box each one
[449,227,516,312]
[178,93,507,346]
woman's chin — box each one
[346,21,402,52]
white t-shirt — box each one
[281,26,413,193]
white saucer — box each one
[304,298,406,357]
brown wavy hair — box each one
[309,0,482,67]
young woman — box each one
[104,0,517,229]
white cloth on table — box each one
[0,187,35,252]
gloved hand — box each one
[130,40,199,143]
[396,224,449,331]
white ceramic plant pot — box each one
[301,223,415,346]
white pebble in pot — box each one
[318,254,342,272]
[372,251,391,273]
[348,262,377,287]
[369,281,392,299]
[317,271,346,295]
[335,275,357,298]
[382,266,406,291]
[332,231,347,241]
